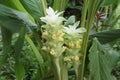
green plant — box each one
[0,0,120,80]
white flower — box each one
[63,21,86,35]
[40,7,65,25]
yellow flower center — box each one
[76,44,81,48]
[58,30,65,36]
[50,49,55,55]
[74,56,79,61]
[59,37,64,42]
[68,41,74,47]
[52,34,56,39]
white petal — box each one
[63,21,86,35]
[56,11,64,16]
[55,11,58,14]
[40,7,65,25]
[72,21,80,29]
[40,17,47,23]
[46,7,55,16]
[77,28,86,33]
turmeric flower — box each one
[40,7,65,25]
[63,21,86,35]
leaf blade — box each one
[89,29,120,44]
[89,38,118,80]
[20,0,44,21]
[0,4,36,33]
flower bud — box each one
[50,49,56,55]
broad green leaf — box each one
[15,60,25,80]
[0,27,12,66]
[103,44,120,67]
[0,0,3,3]
[53,0,69,11]
[14,26,26,80]
[0,4,36,33]
[100,0,119,6]
[14,27,25,58]
[89,38,118,80]
[103,2,120,27]
[20,0,44,21]
[0,15,24,33]
[4,0,35,22]
[89,29,120,44]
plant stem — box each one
[77,0,89,79]
[60,56,68,80]
[80,0,88,27]
[77,31,89,80]
[41,0,47,15]
[78,0,100,80]
[53,58,61,80]
[74,62,79,80]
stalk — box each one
[74,62,79,80]
[80,0,88,27]
[77,0,89,79]
[41,0,47,15]
[52,56,68,80]
[78,0,100,80]
[52,58,61,80]
[60,56,68,80]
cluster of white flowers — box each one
[40,7,65,25]
[63,21,86,35]
[40,7,86,63]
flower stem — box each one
[41,0,47,15]
[53,58,61,80]
[78,0,100,80]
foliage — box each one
[89,38,119,80]
[0,0,120,80]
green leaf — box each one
[20,0,44,21]
[89,29,120,44]
[0,4,36,33]
[53,0,69,11]
[0,15,24,33]
[14,26,25,58]
[0,27,12,67]
[0,0,4,3]
[89,38,118,80]
[103,44,120,67]
[101,0,119,6]
[15,60,25,80]
[14,26,26,80]
[3,0,35,22]
[25,35,43,66]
